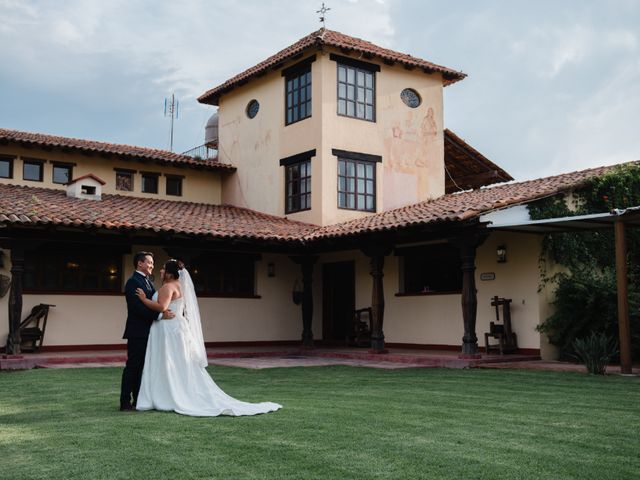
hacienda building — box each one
[1,29,635,360]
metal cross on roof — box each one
[317,2,331,28]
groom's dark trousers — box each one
[120,273,157,409]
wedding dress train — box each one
[136,294,281,417]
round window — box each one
[246,99,260,119]
[400,88,421,108]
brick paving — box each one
[4,347,637,374]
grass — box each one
[1,365,639,480]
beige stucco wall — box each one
[217,53,322,224]
[475,232,547,353]
[0,145,222,205]
[315,232,551,354]
[216,48,445,226]
[0,245,307,348]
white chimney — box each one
[66,174,106,201]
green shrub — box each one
[572,332,619,374]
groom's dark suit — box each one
[120,271,157,409]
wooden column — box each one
[452,232,487,358]
[614,218,632,374]
[291,255,318,348]
[7,244,25,355]
[363,243,393,354]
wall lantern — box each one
[496,245,507,263]
[267,262,276,278]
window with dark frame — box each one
[141,172,159,194]
[23,159,44,182]
[0,155,14,178]
[115,169,134,191]
[335,149,379,212]
[285,160,311,213]
[23,245,123,294]
[285,67,312,125]
[52,163,73,184]
[398,243,462,295]
[189,253,258,297]
[331,54,378,122]
[280,150,314,214]
[166,175,183,196]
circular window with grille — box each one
[246,99,260,119]
[400,88,421,108]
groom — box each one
[119,251,173,411]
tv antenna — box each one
[317,3,330,28]
[164,93,179,151]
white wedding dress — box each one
[136,272,282,417]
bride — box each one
[134,259,282,417]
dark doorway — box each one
[322,261,355,343]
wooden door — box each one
[322,261,355,343]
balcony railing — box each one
[182,144,218,161]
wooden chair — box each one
[19,304,55,352]
[485,296,518,354]
[346,308,372,347]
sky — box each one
[0,0,639,181]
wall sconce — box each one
[267,262,275,277]
[496,245,507,263]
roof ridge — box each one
[198,28,466,105]
[0,127,236,171]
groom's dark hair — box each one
[133,251,154,269]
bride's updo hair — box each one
[164,259,180,280]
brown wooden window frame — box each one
[396,243,462,296]
[23,158,44,182]
[334,149,380,212]
[165,174,183,197]
[331,54,379,122]
[23,244,125,295]
[52,162,74,185]
[0,155,14,179]
[283,55,315,126]
[280,150,315,214]
[188,252,260,298]
[141,171,160,194]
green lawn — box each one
[1,366,639,480]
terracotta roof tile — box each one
[198,28,466,105]
[1,161,636,244]
[0,128,236,172]
[0,184,314,243]
[309,161,639,240]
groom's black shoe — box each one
[119,403,134,411]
